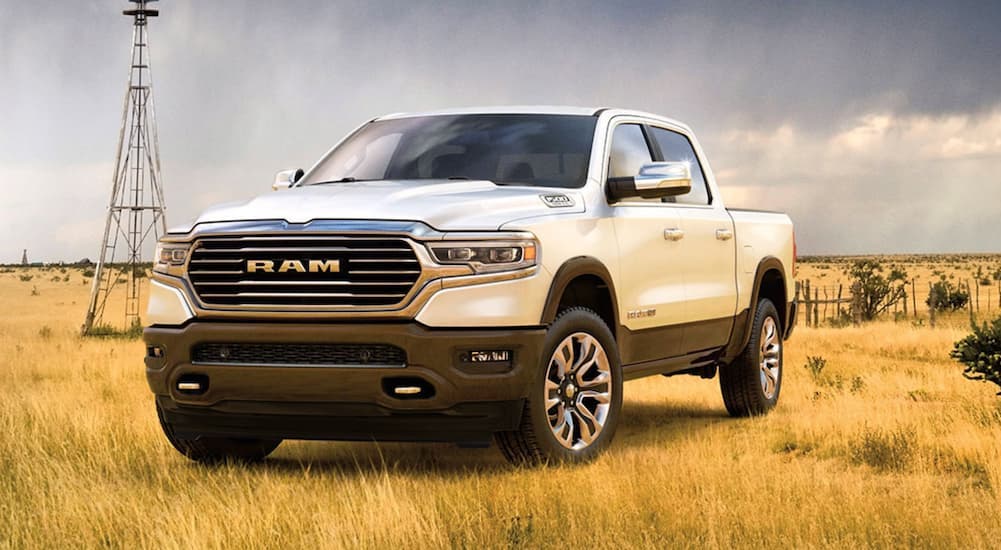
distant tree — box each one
[846,260,908,321]
[952,317,1001,395]
[927,275,969,312]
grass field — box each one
[2,263,1001,548]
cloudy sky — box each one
[2,0,1000,262]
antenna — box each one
[83,0,167,335]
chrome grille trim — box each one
[186,234,424,309]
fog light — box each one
[468,350,511,363]
[457,349,514,374]
[147,345,164,358]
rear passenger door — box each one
[647,126,738,353]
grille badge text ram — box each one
[246,259,342,273]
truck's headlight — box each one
[153,242,190,275]
[429,240,538,273]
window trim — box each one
[602,116,715,209]
[644,124,714,207]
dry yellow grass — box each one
[2,265,1001,548]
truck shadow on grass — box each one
[235,401,729,476]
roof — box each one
[376,105,602,120]
[374,105,692,133]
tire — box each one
[719,298,783,417]
[156,403,282,464]
[496,307,623,465]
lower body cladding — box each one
[145,322,544,446]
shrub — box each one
[849,376,866,394]
[84,321,143,339]
[973,266,991,287]
[802,355,845,389]
[38,326,53,339]
[18,274,33,282]
[927,277,969,311]
[803,356,827,379]
[849,426,915,472]
[845,260,908,321]
[82,269,95,278]
[772,430,816,455]
[951,316,1001,395]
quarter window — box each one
[649,127,710,205]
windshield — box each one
[301,114,597,188]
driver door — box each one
[608,123,687,362]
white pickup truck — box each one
[145,106,796,464]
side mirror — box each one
[273,168,304,191]
[607,161,692,201]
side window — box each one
[607,124,653,179]
[649,127,710,205]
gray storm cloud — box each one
[1,0,1000,261]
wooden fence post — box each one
[968,280,975,322]
[836,284,843,322]
[802,280,808,328]
[903,287,908,317]
[975,280,980,312]
[813,287,819,327]
[795,281,802,327]
[911,279,917,318]
[851,281,862,326]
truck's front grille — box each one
[186,235,421,308]
[192,342,407,367]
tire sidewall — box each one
[528,308,623,462]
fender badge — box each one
[540,194,575,208]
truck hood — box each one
[174,180,585,233]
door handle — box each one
[664,228,685,241]
[715,228,734,241]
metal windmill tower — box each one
[83,0,167,335]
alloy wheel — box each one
[759,316,781,399]
[544,332,613,450]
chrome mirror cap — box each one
[273,168,304,191]
[634,161,692,195]
[606,161,692,201]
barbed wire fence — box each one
[795,277,998,327]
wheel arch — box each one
[722,256,789,363]
[540,256,619,338]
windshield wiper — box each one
[311,177,373,185]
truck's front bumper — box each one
[144,322,545,444]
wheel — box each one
[496,307,623,465]
[719,298,783,417]
[156,402,282,464]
